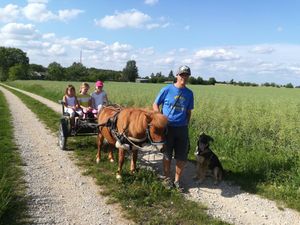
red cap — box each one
[95,80,103,87]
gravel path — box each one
[1,84,300,225]
[0,85,132,225]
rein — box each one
[122,133,162,152]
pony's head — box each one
[145,111,168,146]
[117,108,167,148]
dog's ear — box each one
[199,132,205,138]
[208,135,214,142]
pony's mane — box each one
[150,112,168,128]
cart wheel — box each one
[58,118,68,150]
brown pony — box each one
[97,106,168,179]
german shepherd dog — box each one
[194,133,223,184]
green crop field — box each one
[5,80,300,211]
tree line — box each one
[0,46,298,88]
[0,47,136,82]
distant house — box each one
[136,78,149,83]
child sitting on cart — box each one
[62,84,83,131]
[91,80,108,115]
[77,82,97,119]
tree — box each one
[168,70,175,81]
[0,47,29,81]
[47,62,65,80]
[188,76,197,84]
[122,60,138,82]
[30,64,46,73]
[262,82,271,87]
[197,76,204,84]
[29,64,47,79]
[8,64,28,80]
[208,77,217,85]
[285,83,294,88]
[65,62,88,81]
[86,67,122,82]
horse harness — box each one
[98,108,164,150]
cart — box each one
[58,100,98,150]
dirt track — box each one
[1,84,300,225]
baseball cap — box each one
[177,65,191,76]
[95,80,103,87]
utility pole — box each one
[80,49,82,64]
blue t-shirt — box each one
[154,84,194,126]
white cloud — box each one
[58,9,84,22]
[0,4,20,23]
[213,63,237,72]
[146,23,160,29]
[28,0,49,3]
[182,58,193,64]
[154,57,175,65]
[42,33,56,39]
[178,48,187,53]
[138,47,155,55]
[111,42,131,51]
[288,66,300,75]
[22,2,55,22]
[1,23,39,40]
[195,49,240,61]
[250,46,274,54]
[161,23,170,28]
[69,38,106,50]
[144,0,159,6]
[23,2,84,22]
[48,44,66,56]
[0,1,83,23]
[95,9,151,29]
[95,9,168,30]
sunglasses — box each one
[179,73,189,77]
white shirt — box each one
[65,96,76,107]
[91,91,107,108]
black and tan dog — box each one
[194,133,223,184]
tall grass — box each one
[0,90,28,225]
[190,85,300,206]
[5,80,300,211]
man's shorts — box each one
[163,125,189,161]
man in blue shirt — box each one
[153,65,194,191]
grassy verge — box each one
[4,87,228,224]
[0,91,29,225]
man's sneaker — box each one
[173,181,184,193]
[162,177,173,190]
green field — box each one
[5,80,300,211]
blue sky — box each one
[1,0,300,85]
